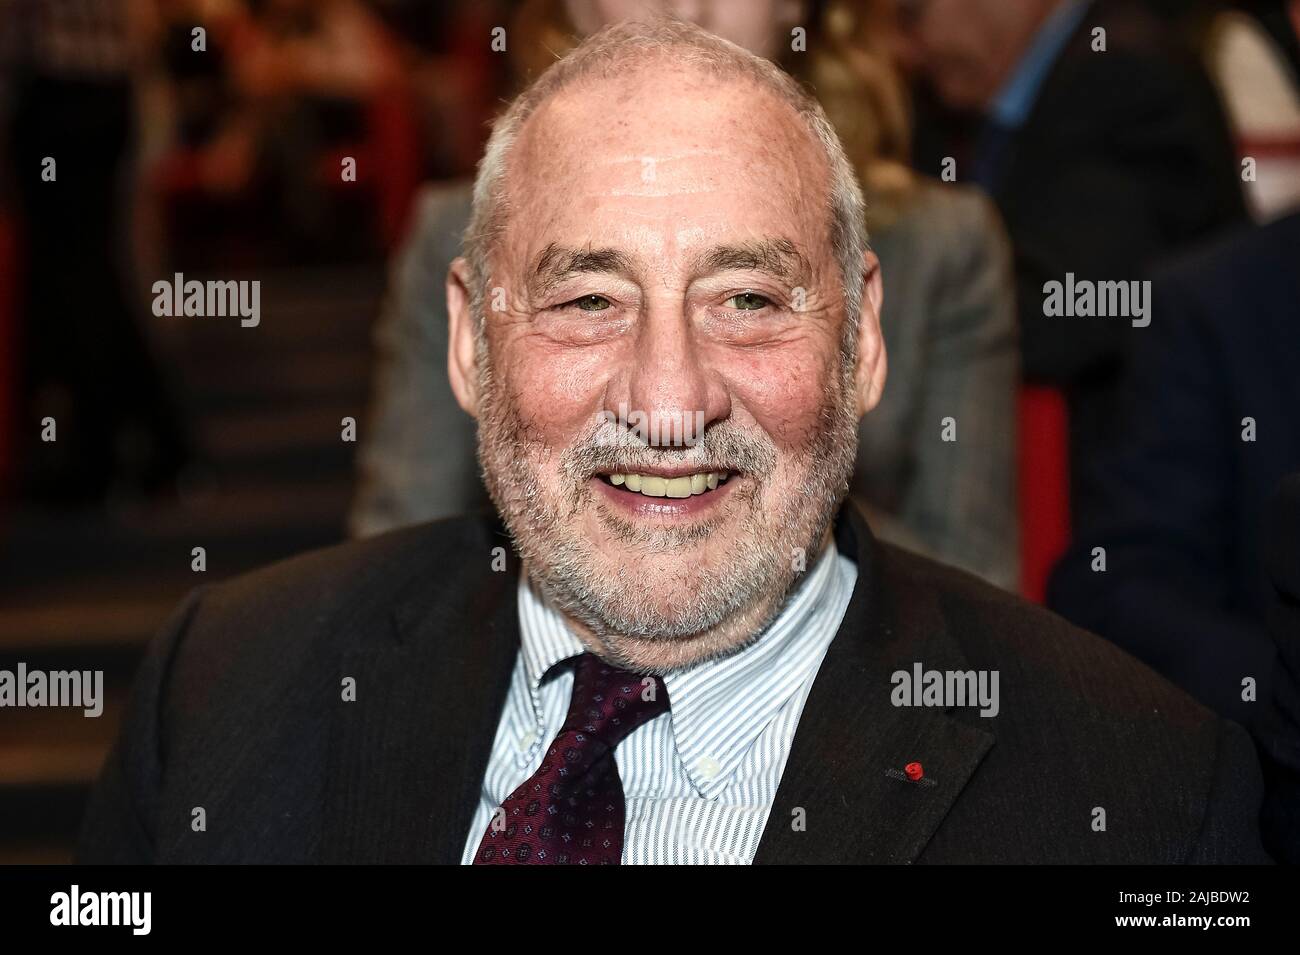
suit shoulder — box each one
[880,180,1013,336]
[874,544,1265,859]
[877,542,1216,732]
[1153,213,1300,296]
[1048,3,1213,122]
[409,180,474,235]
[896,179,1006,256]
[176,513,508,666]
[396,180,474,273]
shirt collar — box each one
[516,536,856,798]
[988,0,1090,129]
[516,574,587,694]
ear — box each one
[446,256,481,418]
[853,249,887,417]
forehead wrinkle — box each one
[502,70,838,296]
[603,148,740,198]
[508,68,826,200]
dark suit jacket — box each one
[1261,473,1300,863]
[78,505,1269,863]
[1049,213,1300,732]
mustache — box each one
[559,418,778,482]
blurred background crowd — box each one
[0,0,1297,862]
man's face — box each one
[449,66,883,672]
[898,0,1057,111]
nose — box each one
[602,303,730,448]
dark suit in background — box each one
[1259,473,1300,864]
[912,0,1246,506]
[78,504,1267,863]
[4,0,192,501]
[1050,214,1300,738]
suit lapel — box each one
[319,508,994,864]
[754,507,995,864]
[322,524,522,863]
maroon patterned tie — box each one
[473,652,669,864]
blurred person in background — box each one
[898,0,1246,521]
[382,0,506,179]
[351,0,1022,591]
[151,0,405,256]
[150,0,250,193]
[1049,211,1300,741]
[0,0,193,505]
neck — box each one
[531,526,836,675]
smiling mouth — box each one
[597,470,734,499]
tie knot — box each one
[558,653,668,749]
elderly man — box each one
[79,18,1266,864]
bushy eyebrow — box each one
[529,243,637,299]
[526,236,811,299]
[692,238,811,285]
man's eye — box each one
[725,292,771,310]
[565,294,612,311]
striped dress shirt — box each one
[460,540,858,864]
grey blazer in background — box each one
[350,178,1020,590]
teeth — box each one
[605,471,730,498]
[665,477,692,498]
